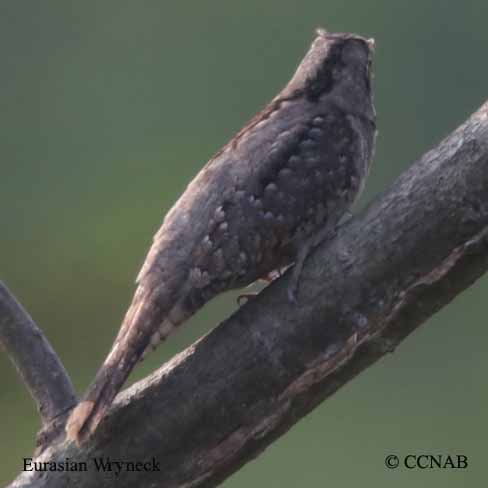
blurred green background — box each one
[1,0,487,485]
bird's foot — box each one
[287,214,351,303]
[287,246,310,304]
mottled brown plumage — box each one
[66,29,376,444]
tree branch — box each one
[8,100,488,487]
[0,282,77,434]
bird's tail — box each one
[65,286,188,444]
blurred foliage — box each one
[1,1,487,485]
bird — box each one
[66,29,376,444]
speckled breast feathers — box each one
[65,30,376,445]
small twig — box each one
[0,282,77,430]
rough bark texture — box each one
[7,101,488,487]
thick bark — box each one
[7,101,488,487]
